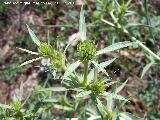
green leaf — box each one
[64,42,71,54]
[17,47,38,55]
[115,80,127,94]
[127,0,132,6]
[0,104,11,109]
[54,104,74,111]
[76,91,91,98]
[102,92,128,101]
[39,87,67,92]
[96,41,136,56]
[26,24,41,46]
[88,58,117,81]
[91,61,109,76]
[106,81,118,87]
[87,69,94,81]
[79,7,86,41]
[19,57,43,67]
[100,58,117,67]
[119,112,143,120]
[115,98,131,115]
[88,116,101,120]
[19,81,23,101]
[63,60,81,78]
[106,95,113,112]
[157,50,160,56]
[141,62,155,78]
[43,99,58,103]
[86,106,100,117]
[96,98,106,116]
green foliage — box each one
[96,41,137,56]
[141,61,155,78]
[138,77,160,120]
[119,112,143,120]
[12,7,144,119]
[0,3,9,14]
[0,64,24,81]
[26,24,41,46]
[79,7,86,42]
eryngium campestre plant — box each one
[77,40,96,61]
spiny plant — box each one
[0,7,145,120]
[95,0,160,78]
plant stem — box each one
[101,18,160,62]
[63,65,80,83]
[143,0,155,41]
[94,67,98,81]
[136,40,160,61]
[83,60,89,85]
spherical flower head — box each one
[77,40,96,61]
[39,42,54,58]
[11,101,22,112]
[120,4,128,14]
[117,4,128,18]
[90,80,105,95]
[51,50,64,69]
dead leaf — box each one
[76,0,84,6]
[68,32,80,46]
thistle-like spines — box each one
[90,80,105,95]
[39,42,54,58]
[77,40,96,61]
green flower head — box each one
[11,101,22,112]
[90,80,105,95]
[120,4,128,14]
[77,40,96,61]
[51,50,64,69]
[39,42,54,58]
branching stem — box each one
[101,17,160,62]
[94,67,98,81]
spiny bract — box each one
[77,40,96,61]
